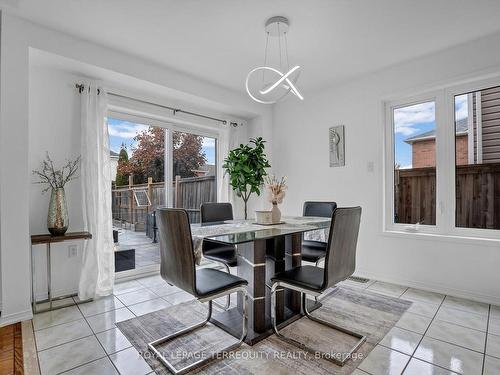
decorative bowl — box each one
[255,210,273,225]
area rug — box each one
[117,286,411,374]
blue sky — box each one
[394,94,467,168]
[107,117,216,164]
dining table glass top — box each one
[190,216,331,245]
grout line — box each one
[377,342,461,374]
[381,327,486,356]
[481,304,491,375]
[36,332,95,353]
[429,317,488,334]
[399,290,445,373]
[30,319,44,375]
[441,296,490,317]
[57,356,110,374]
[75,298,128,375]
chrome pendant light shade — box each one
[246,16,304,104]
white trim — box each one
[467,93,475,164]
[357,268,500,306]
[0,308,33,327]
[115,267,160,283]
[476,91,483,163]
[384,94,439,233]
[384,72,500,241]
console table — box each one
[31,231,92,314]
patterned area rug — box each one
[117,286,411,374]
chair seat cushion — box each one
[271,265,325,292]
[203,240,238,267]
[301,240,327,262]
[196,268,247,298]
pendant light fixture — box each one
[246,16,303,104]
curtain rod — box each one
[75,83,228,125]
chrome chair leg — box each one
[148,286,248,375]
[211,262,231,311]
[313,258,325,303]
[271,282,366,367]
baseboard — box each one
[0,308,33,327]
[356,268,500,306]
[35,287,78,302]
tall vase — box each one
[47,188,69,235]
[271,202,281,223]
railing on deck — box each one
[395,162,500,228]
[112,175,216,232]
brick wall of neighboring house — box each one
[412,134,468,167]
[412,139,436,168]
[455,135,468,165]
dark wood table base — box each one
[209,232,320,345]
[210,301,321,345]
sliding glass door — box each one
[107,114,218,276]
[172,130,217,223]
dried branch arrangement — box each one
[264,175,287,204]
[32,152,81,193]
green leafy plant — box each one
[223,137,271,219]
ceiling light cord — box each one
[262,31,269,84]
[277,22,282,71]
[284,31,290,71]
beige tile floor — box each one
[29,274,500,375]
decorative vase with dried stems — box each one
[265,175,287,223]
[33,153,80,236]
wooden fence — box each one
[395,162,500,228]
[111,175,216,230]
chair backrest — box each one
[200,202,233,224]
[323,207,362,288]
[156,208,197,296]
[303,201,337,218]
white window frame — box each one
[107,110,220,277]
[107,110,219,209]
[384,75,500,240]
[445,76,500,240]
[384,92,443,234]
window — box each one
[108,117,166,273]
[393,101,436,225]
[385,77,500,238]
[107,114,219,275]
[454,86,500,230]
[172,130,217,223]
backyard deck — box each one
[115,226,212,271]
[115,227,160,269]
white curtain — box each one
[78,83,114,301]
[217,121,238,204]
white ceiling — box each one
[4,0,500,94]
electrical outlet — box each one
[68,244,78,258]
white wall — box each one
[0,12,271,324]
[273,32,500,305]
[29,66,85,301]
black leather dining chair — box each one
[302,201,337,265]
[270,207,366,367]
[148,208,248,375]
[200,202,238,310]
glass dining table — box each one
[190,216,331,345]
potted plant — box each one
[33,153,80,235]
[223,137,271,219]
